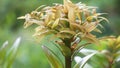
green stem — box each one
[65,56,71,68]
[108,60,113,68]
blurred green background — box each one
[0,0,120,68]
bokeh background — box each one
[0,0,120,68]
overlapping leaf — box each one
[42,46,64,68]
[18,0,108,44]
[74,52,96,68]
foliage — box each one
[99,36,120,68]
[18,0,109,68]
[18,0,108,44]
[0,0,119,68]
[0,37,21,68]
[78,36,120,68]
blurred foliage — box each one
[85,36,120,68]
[0,0,120,68]
[0,37,21,68]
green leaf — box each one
[51,41,71,57]
[74,52,96,68]
[0,41,9,66]
[42,46,64,68]
[72,43,91,60]
[98,17,109,23]
[56,41,71,56]
[0,41,8,51]
[5,37,21,68]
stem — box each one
[108,60,113,68]
[65,56,71,68]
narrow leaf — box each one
[55,41,71,57]
[0,41,9,66]
[93,28,102,33]
[79,48,98,55]
[98,17,109,23]
[72,43,91,60]
[83,33,99,44]
[74,52,96,68]
[42,46,64,68]
[59,28,76,35]
[0,41,8,51]
[5,37,21,68]
[52,18,60,29]
[68,8,75,23]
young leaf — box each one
[59,28,76,35]
[74,52,96,68]
[68,8,75,23]
[52,18,60,29]
[42,46,64,68]
[83,33,99,44]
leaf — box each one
[68,8,75,23]
[42,46,64,68]
[35,5,46,11]
[5,37,21,68]
[55,41,71,57]
[84,22,98,32]
[98,17,109,23]
[51,41,71,57]
[18,14,33,28]
[52,18,60,29]
[0,41,9,65]
[74,52,96,68]
[0,41,8,51]
[33,30,56,42]
[79,48,98,55]
[45,13,53,24]
[93,28,102,33]
[74,56,93,68]
[72,43,91,60]
[86,16,94,22]
[59,18,70,27]
[63,0,73,13]
[70,23,83,32]
[55,9,62,19]
[56,33,72,39]
[116,44,120,50]
[76,12,82,24]
[59,28,76,35]
[116,36,120,44]
[83,33,99,45]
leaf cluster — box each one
[18,0,108,45]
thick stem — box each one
[65,56,71,68]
